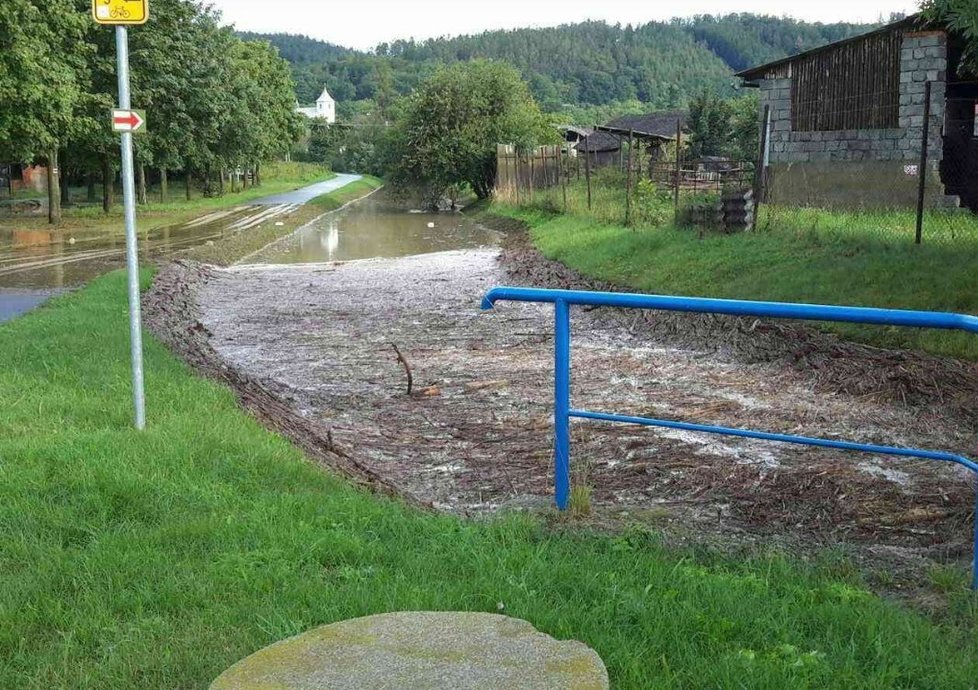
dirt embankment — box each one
[144,223,978,587]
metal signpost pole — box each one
[115,25,147,430]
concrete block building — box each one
[738,15,978,211]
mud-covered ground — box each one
[145,228,978,586]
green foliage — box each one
[682,14,876,73]
[3,272,978,688]
[0,0,87,160]
[923,0,978,76]
[0,0,304,208]
[385,61,555,201]
[261,16,875,111]
[687,92,760,161]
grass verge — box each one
[495,202,978,361]
[0,162,334,240]
[181,175,384,266]
[0,272,976,688]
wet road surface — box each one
[0,175,360,322]
[248,174,362,206]
[0,290,61,324]
[246,193,498,265]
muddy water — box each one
[0,206,269,290]
[245,194,500,265]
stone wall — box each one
[757,32,952,209]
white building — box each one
[297,87,336,123]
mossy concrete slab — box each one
[211,612,608,690]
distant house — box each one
[605,110,688,140]
[562,110,687,168]
[297,86,336,124]
[738,14,978,211]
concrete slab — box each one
[210,612,609,690]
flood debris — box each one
[145,229,978,588]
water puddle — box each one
[244,194,499,265]
[0,206,263,290]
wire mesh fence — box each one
[497,87,978,248]
[496,142,757,232]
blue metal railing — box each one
[482,287,978,589]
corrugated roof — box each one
[605,110,687,138]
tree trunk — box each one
[242,167,250,190]
[47,149,62,224]
[219,168,226,196]
[102,155,114,213]
[60,167,72,208]
[159,168,168,203]
[230,169,237,193]
[255,162,262,186]
[86,172,97,203]
[185,166,192,201]
[137,162,147,205]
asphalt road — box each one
[0,291,60,324]
[250,173,362,206]
[0,174,364,324]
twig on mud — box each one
[391,343,414,396]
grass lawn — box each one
[495,202,978,361]
[0,273,977,688]
[0,162,334,240]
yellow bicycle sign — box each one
[92,0,149,25]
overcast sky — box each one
[210,0,922,51]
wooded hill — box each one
[241,13,888,110]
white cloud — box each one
[211,0,922,51]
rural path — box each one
[0,174,361,323]
[147,244,978,582]
[249,173,362,205]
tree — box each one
[0,0,87,223]
[686,93,734,159]
[923,0,978,77]
[386,61,555,202]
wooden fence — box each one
[495,144,567,203]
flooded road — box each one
[246,193,500,265]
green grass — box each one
[497,197,978,360]
[0,162,334,239]
[0,274,977,688]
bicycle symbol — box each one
[110,7,131,19]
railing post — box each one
[554,299,571,511]
[973,490,978,591]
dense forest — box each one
[241,14,886,112]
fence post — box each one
[560,147,568,212]
[585,131,593,212]
[754,105,771,213]
[513,150,520,206]
[674,119,682,221]
[554,299,571,511]
[626,129,635,226]
[916,80,932,246]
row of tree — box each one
[0,0,305,223]
[252,15,877,111]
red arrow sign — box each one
[111,109,146,133]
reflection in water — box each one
[0,192,499,289]
[249,194,499,265]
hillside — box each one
[251,14,882,110]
